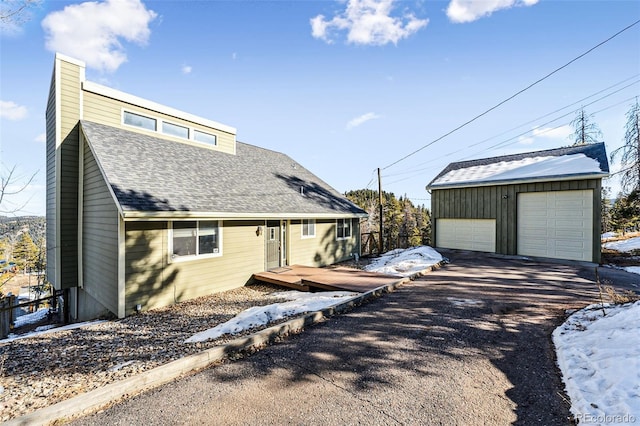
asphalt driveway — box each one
[72,250,638,426]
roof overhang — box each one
[427,172,610,191]
[121,211,369,221]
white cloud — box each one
[311,0,428,46]
[518,125,572,145]
[347,112,381,130]
[181,64,192,75]
[446,0,539,23]
[41,0,157,73]
[35,133,46,143]
[0,100,27,120]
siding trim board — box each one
[120,212,368,220]
[80,126,125,218]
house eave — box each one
[426,172,609,191]
[121,211,368,221]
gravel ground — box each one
[0,283,290,422]
[69,250,613,426]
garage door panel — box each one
[518,190,592,262]
[437,219,496,253]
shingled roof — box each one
[427,143,609,190]
[81,121,366,218]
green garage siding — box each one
[431,179,602,262]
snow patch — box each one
[603,236,640,253]
[13,308,49,328]
[553,301,640,423]
[447,297,483,307]
[185,291,358,343]
[364,246,443,277]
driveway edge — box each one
[6,265,444,426]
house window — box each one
[336,218,352,240]
[171,220,221,259]
[194,130,217,146]
[302,219,315,238]
[162,121,189,139]
[123,111,157,131]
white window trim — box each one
[301,219,316,239]
[121,108,219,147]
[193,129,217,146]
[122,110,157,133]
[168,220,223,263]
[336,218,352,240]
[162,120,190,139]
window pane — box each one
[303,220,315,237]
[344,220,351,238]
[194,130,217,145]
[199,221,219,254]
[337,220,344,239]
[162,121,189,138]
[173,222,196,256]
[124,111,156,131]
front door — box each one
[266,222,280,270]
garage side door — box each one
[436,219,496,252]
[517,190,592,261]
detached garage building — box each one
[427,143,609,263]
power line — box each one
[383,76,640,178]
[382,96,638,187]
[381,19,640,171]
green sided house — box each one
[46,53,367,320]
[427,143,609,263]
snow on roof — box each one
[427,143,609,189]
[430,153,602,188]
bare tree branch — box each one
[0,0,41,24]
[0,165,38,214]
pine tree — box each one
[611,99,640,193]
[569,107,602,145]
[12,231,37,272]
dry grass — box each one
[604,285,640,304]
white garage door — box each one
[517,190,593,261]
[437,219,496,252]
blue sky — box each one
[1,0,639,216]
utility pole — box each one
[378,168,384,254]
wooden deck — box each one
[253,265,406,293]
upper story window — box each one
[122,109,219,148]
[171,220,221,261]
[162,121,189,139]
[302,219,315,238]
[194,130,217,146]
[336,218,352,240]
[123,111,156,131]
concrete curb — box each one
[7,263,442,425]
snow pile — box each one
[553,302,640,424]
[185,291,358,343]
[603,236,640,252]
[364,246,443,277]
[601,232,618,239]
[12,308,49,328]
